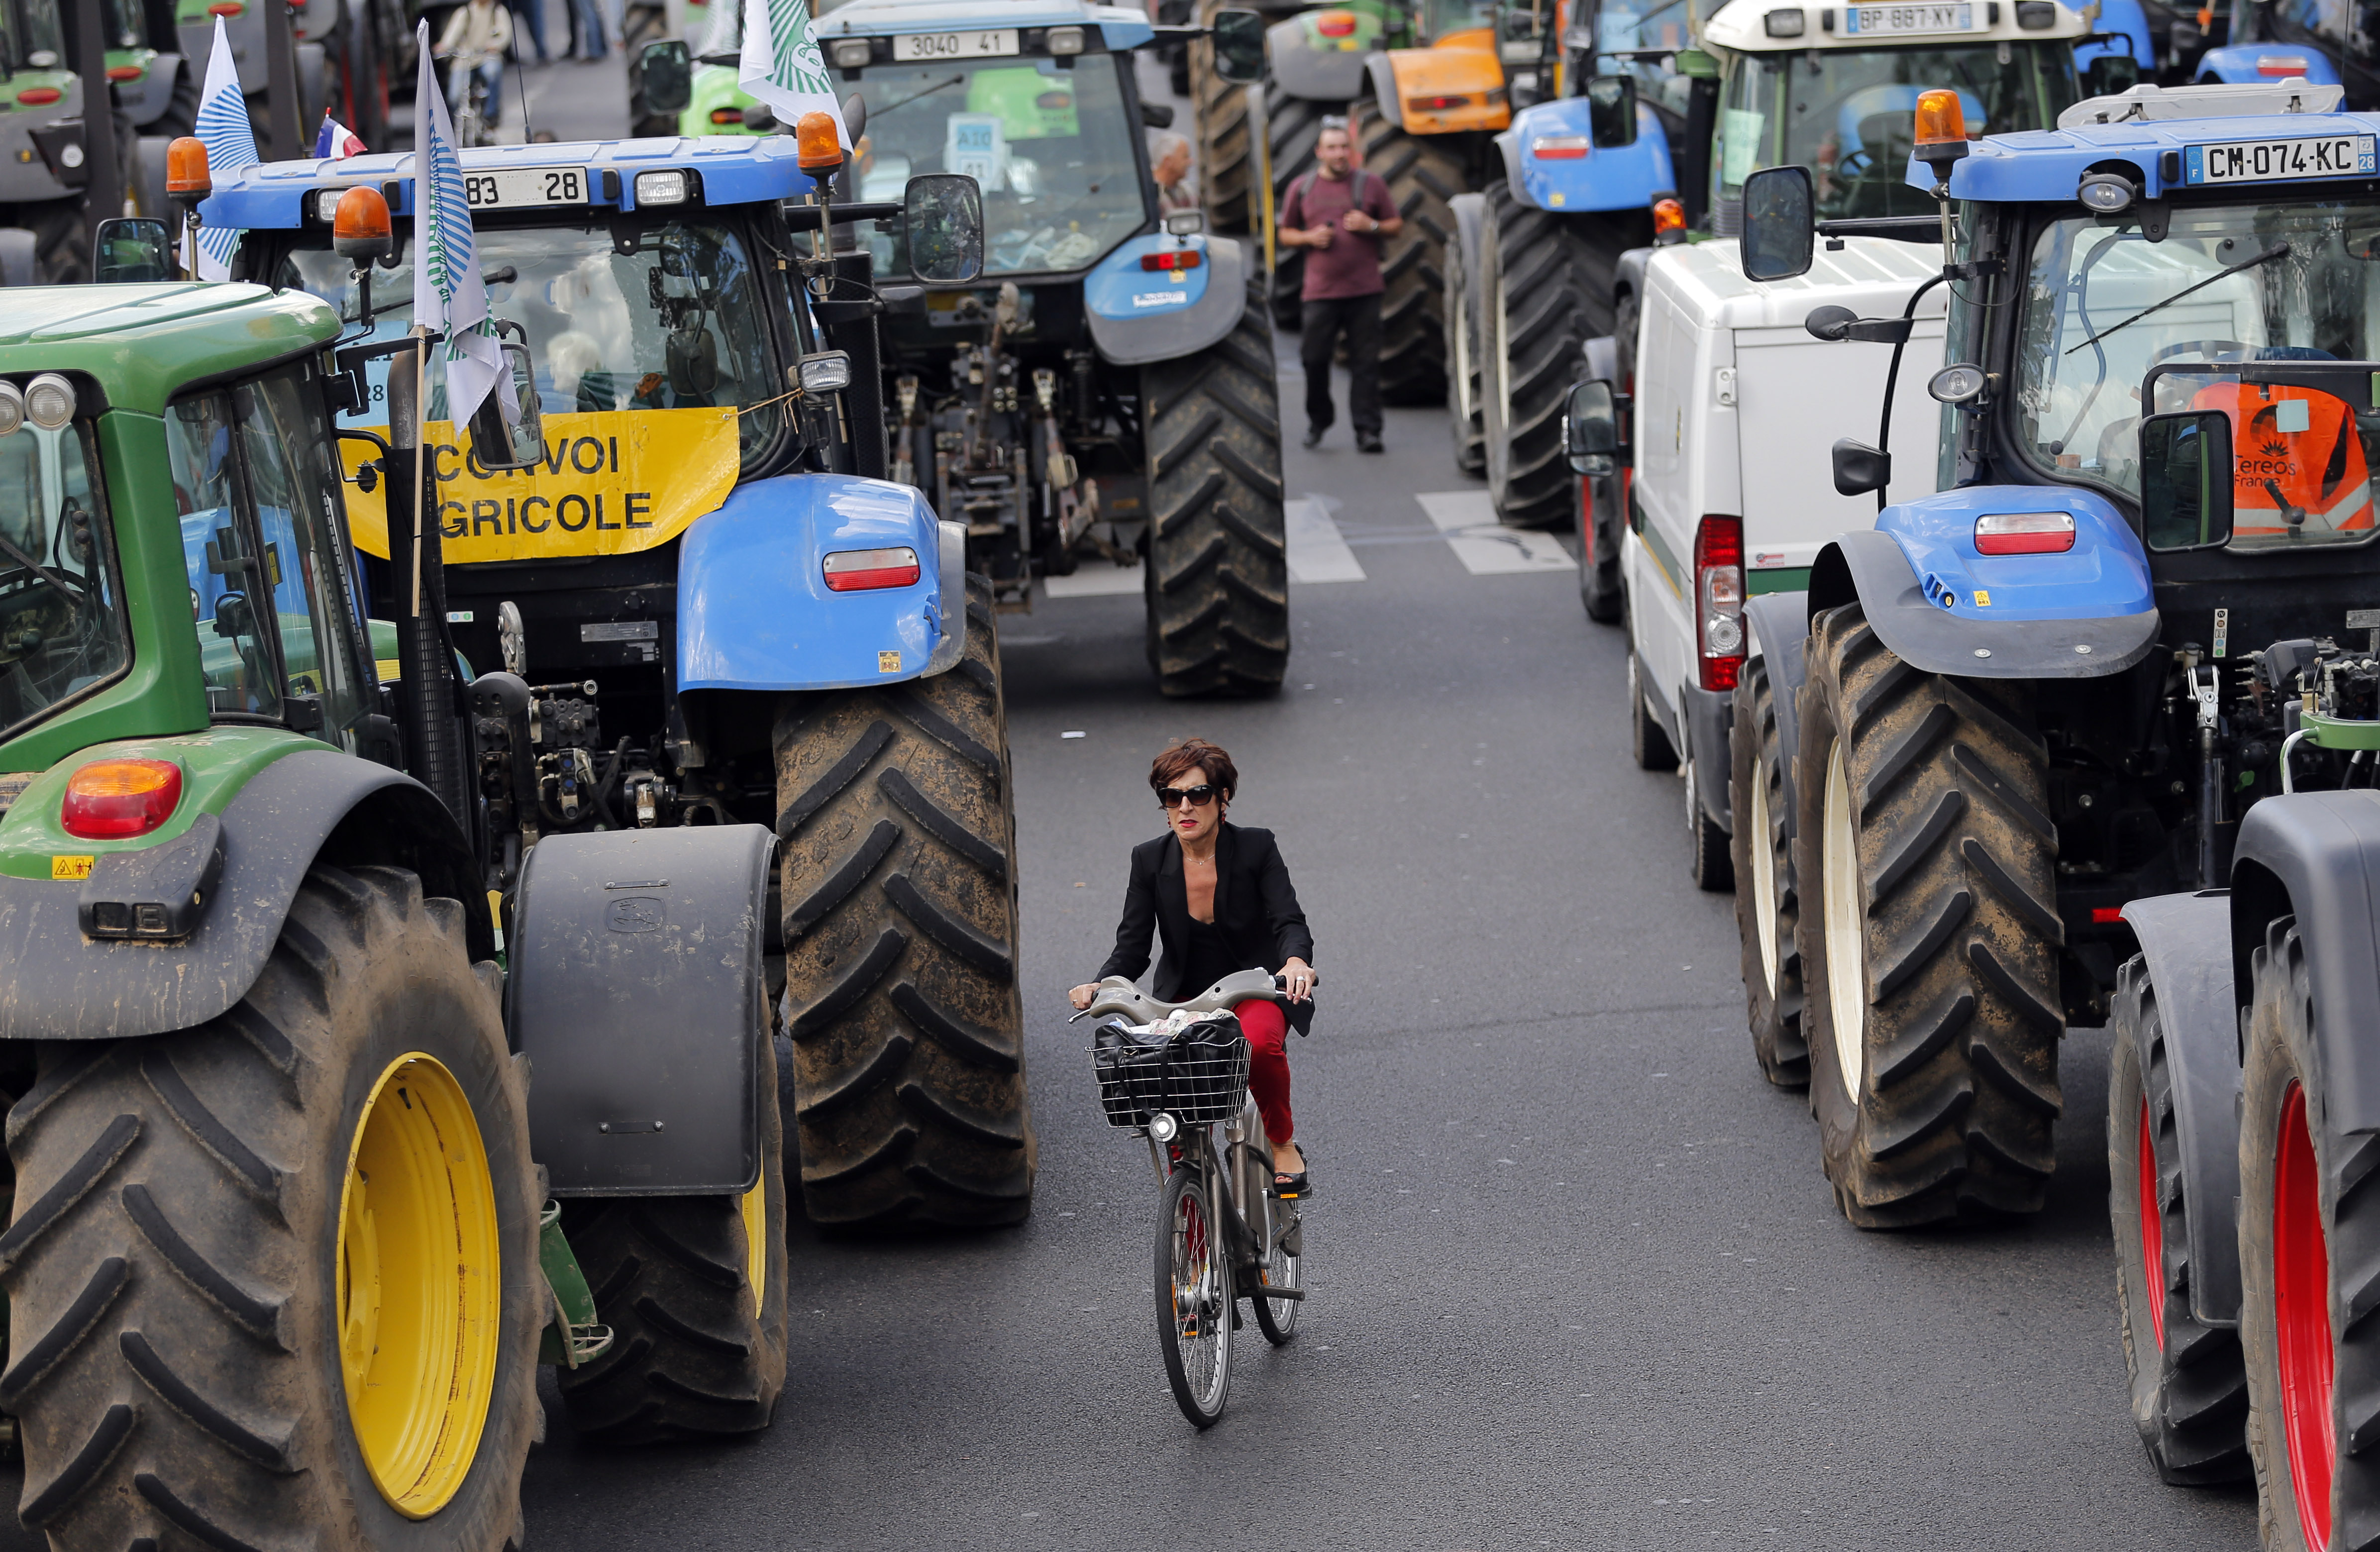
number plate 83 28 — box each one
[461,167,589,210]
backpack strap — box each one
[1283,169,1317,222]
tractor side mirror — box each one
[467,339,546,473]
[2084,52,2140,98]
[93,217,172,282]
[1831,438,1890,497]
[1585,75,1636,147]
[904,172,984,284]
[212,592,255,639]
[1211,8,1266,83]
[2139,409,2235,550]
[1741,164,1815,282]
[1563,379,1619,476]
[639,40,692,115]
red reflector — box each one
[823,546,921,591]
[1315,8,1358,33]
[2258,54,2311,74]
[207,2,244,14]
[15,87,62,105]
[1410,94,1470,111]
[106,65,144,81]
[2091,907,2125,924]
[1531,135,1590,159]
[1140,249,1202,270]
[61,759,183,841]
[710,107,743,124]
[1974,511,2075,555]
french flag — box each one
[313,113,365,160]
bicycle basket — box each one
[1089,1011,1250,1129]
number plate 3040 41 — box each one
[461,167,590,210]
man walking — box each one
[1277,115,1400,452]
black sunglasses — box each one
[1156,784,1219,808]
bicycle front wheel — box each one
[1250,1187,1302,1345]
[1155,1165,1232,1427]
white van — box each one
[1622,234,1946,888]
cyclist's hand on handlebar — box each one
[1280,958,1313,1003]
[1068,982,1099,1011]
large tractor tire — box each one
[2107,954,2250,1485]
[556,1034,789,1443]
[1191,23,1253,234]
[1265,90,1344,330]
[0,866,542,1551]
[1730,655,1807,1087]
[1143,279,1290,696]
[1352,101,1462,405]
[1480,186,1647,529]
[2238,916,2380,1550]
[1794,603,2063,1227]
[1443,191,1487,477]
[775,582,1035,1228]
[146,59,200,137]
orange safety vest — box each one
[2190,381,2376,538]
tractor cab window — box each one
[1715,42,2074,221]
[168,368,370,736]
[0,417,130,738]
[1584,0,1708,117]
[2016,198,2380,550]
[0,0,67,67]
[1424,0,1499,36]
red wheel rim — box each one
[2276,1079,2336,1547]
[2139,1095,2166,1349]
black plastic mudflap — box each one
[508,825,775,1196]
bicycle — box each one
[1080,967,1312,1427]
[444,49,501,147]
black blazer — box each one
[1095,823,1317,1035]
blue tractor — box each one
[204,128,1039,1299]
[804,0,1292,696]
[1664,73,2380,1520]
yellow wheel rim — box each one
[740,1182,767,1305]
[336,1053,502,1520]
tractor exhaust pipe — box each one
[386,342,471,823]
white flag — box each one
[191,17,258,281]
[737,0,848,151]
[412,21,515,432]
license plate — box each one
[459,166,589,211]
[1842,2,1973,32]
[2184,134,2378,184]
[893,28,1020,60]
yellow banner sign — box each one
[341,408,741,564]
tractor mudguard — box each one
[1492,100,1674,214]
[1268,9,1377,102]
[2197,42,2343,85]
[1742,591,1809,834]
[2120,889,2245,1325]
[2228,790,2380,1134]
[1807,494,2160,678]
[1364,53,1404,130]
[1374,42,1508,135]
[508,824,775,1196]
[0,749,484,1040]
[676,473,964,691]
[1084,233,1246,367]
[116,55,186,128]
[1581,333,1617,384]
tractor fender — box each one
[1364,52,1404,130]
[2119,889,2244,1324]
[676,472,963,690]
[1491,98,1674,214]
[1268,10,1375,101]
[2197,42,2342,85]
[1085,232,1247,367]
[1374,42,1508,134]
[2229,790,2380,1134]
[116,54,185,128]
[0,749,484,1041]
[508,824,775,1195]
[1808,491,2159,678]
[1742,591,1809,838]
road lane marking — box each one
[1288,496,1366,584]
[1415,492,1577,575]
[1043,559,1143,598]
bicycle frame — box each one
[1145,1092,1274,1273]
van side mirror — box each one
[639,40,692,116]
[1211,8,1266,83]
[1564,379,1619,475]
[1741,164,1815,282]
[468,340,546,472]
[1585,75,1636,147]
[2139,409,2234,550]
[2084,52,2140,98]
[94,217,173,282]
[904,172,984,284]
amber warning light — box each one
[333,186,394,262]
[1913,88,1971,180]
[797,111,843,174]
[166,136,211,199]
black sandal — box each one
[1271,1152,1313,1198]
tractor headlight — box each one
[2015,0,2059,26]
[634,169,690,207]
[2078,171,2136,212]
[798,351,853,395]
[830,38,871,68]
[1044,24,1085,53]
[23,374,75,430]
[0,382,22,438]
[1763,7,1805,35]
[1928,363,1989,405]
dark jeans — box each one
[510,0,548,62]
[1299,293,1381,437]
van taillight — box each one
[1695,516,1744,693]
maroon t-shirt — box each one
[1281,169,1398,301]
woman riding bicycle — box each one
[1070,739,1316,1192]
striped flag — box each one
[737,0,846,150]
[412,19,513,431]
[190,16,258,281]
[313,113,365,159]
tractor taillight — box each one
[1531,135,1589,159]
[823,546,921,591]
[710,106,743,124]
[1974,511,2074,555]
[1140,249,1202,270]
[62,759,183,840]
[1695,515,1744,693]
[1315,8,1358,34]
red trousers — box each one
[1238,999,1294,1146]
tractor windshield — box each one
[851,53,1150,276]
[2015,198,2380,550]
[1716,42,2074,219]
[275,219,790,465]
[0,421,129,737]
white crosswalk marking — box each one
[1415,492,1577,575]
[1042,560,1143,598]
[1287,496,1366,584]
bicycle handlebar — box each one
[1070,967,1317,1024]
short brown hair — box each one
[1149,738,1238,801]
